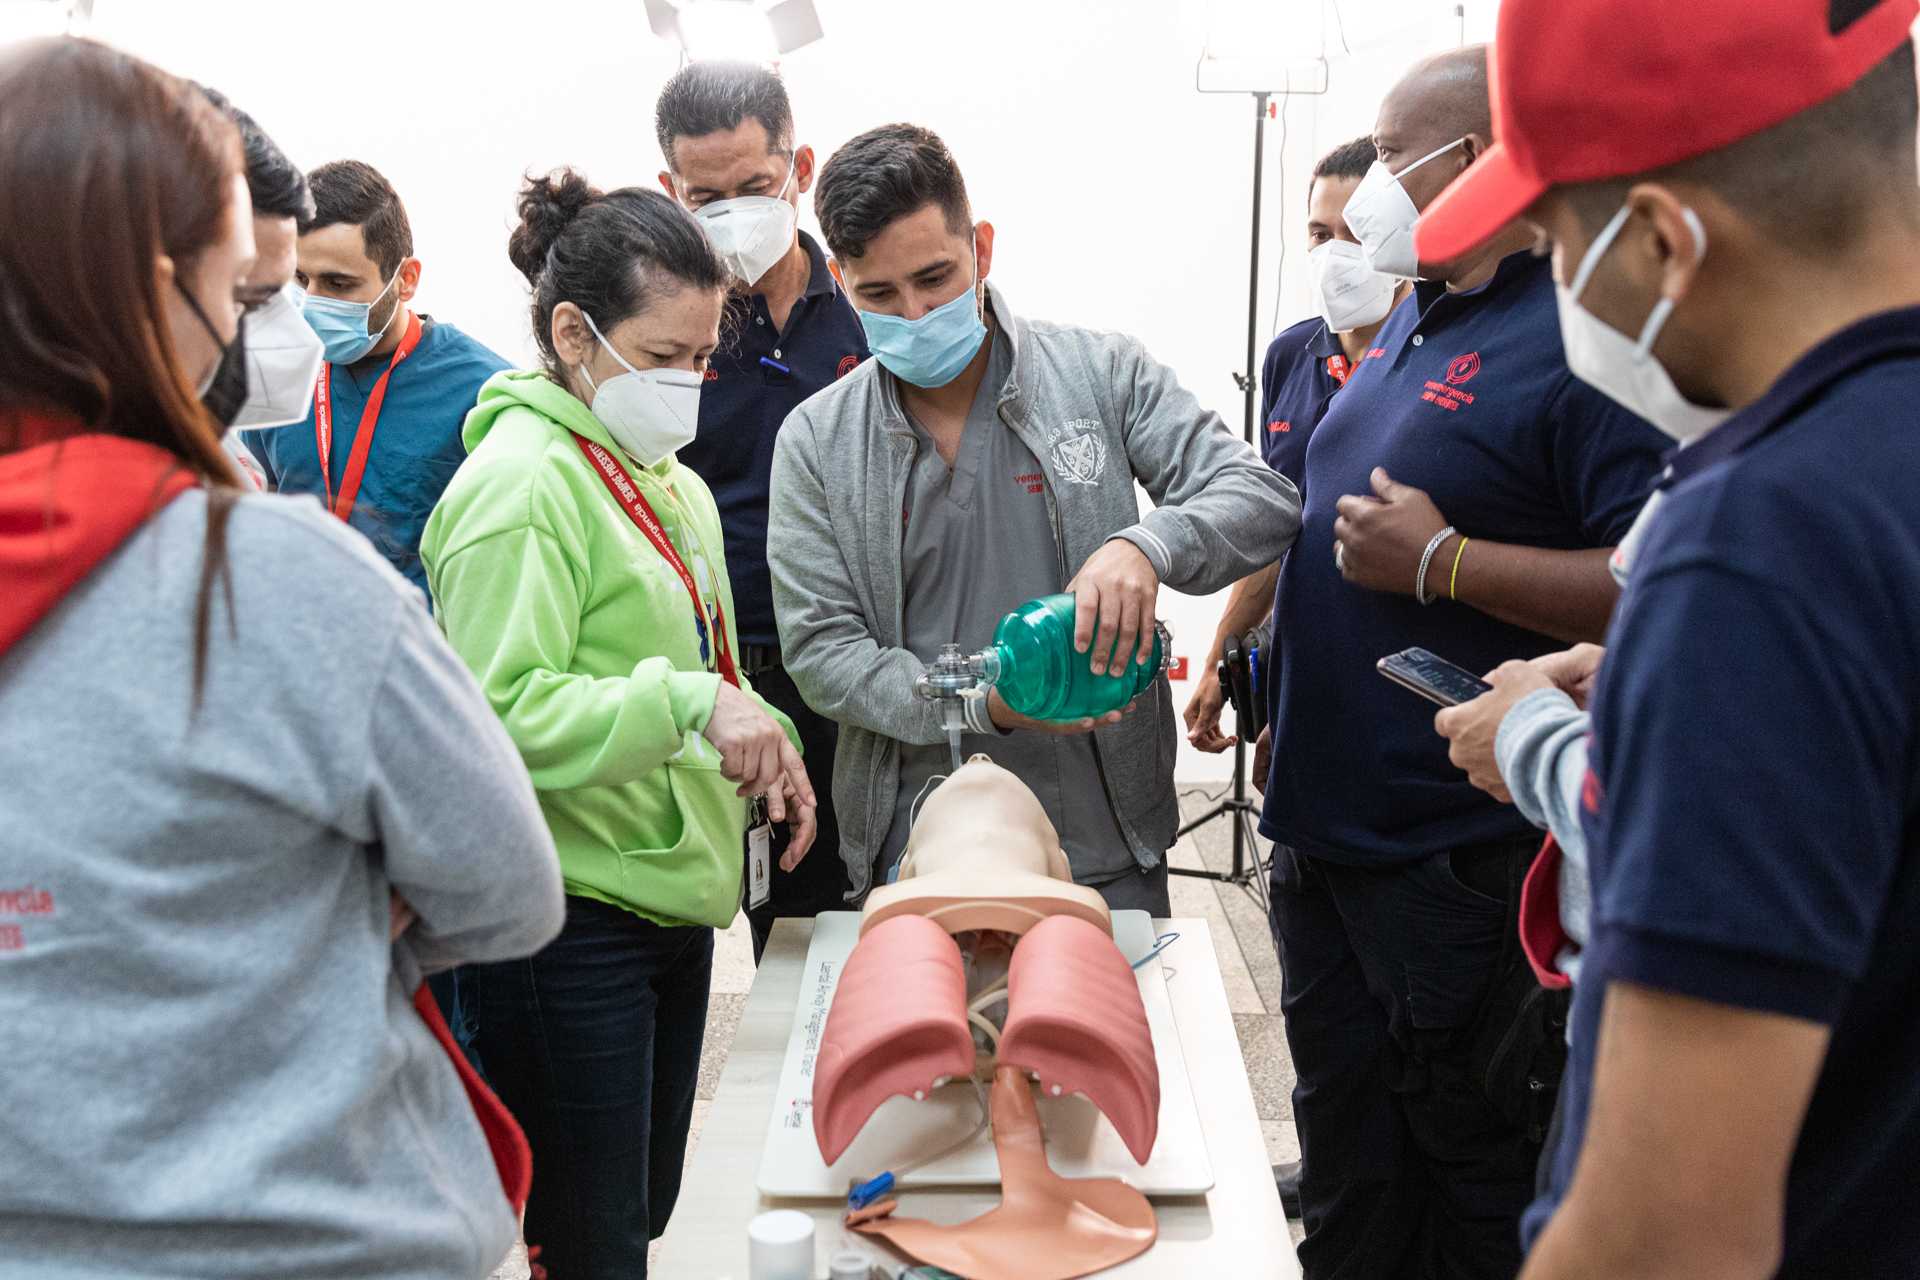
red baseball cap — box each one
[1415,0,1920,263]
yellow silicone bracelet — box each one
[1450,536,1470,600]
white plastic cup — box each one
[827,1249,873,1280]
[746,1209,814,1280]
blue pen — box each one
[760,355,790,373]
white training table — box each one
[652,916,1298,1280]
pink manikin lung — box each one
[812,913,976,1166]
[998,913,1161,1164]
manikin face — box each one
[830,202,995,322]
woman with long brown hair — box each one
[0,39,563,1279]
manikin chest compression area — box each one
[812,758,1161,1280]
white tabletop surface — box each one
[652,916,1299,1280]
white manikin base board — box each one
[754,909,1214,1197]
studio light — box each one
[643,0,824,63]
[1194,0,1327,95]
[0,0,89,43]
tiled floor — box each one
[647,783,1306,1271]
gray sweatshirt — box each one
[0,491,564,1280]
[768,282,1301,895]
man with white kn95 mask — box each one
[1258,45,1672,1280]
[198,87,325,490]
[1185,135,1412,771]
[656,60,870,962]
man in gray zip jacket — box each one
[768,124,1299,909]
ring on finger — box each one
[1334,542,1347,572]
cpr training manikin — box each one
[812,757,1161,1280]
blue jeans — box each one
[1269,839,1540,1280]
[476,895,712,1279]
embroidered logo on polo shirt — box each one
[703,369,719,382]
[1421,350,1482,412]
[837,355,861,379]
[1046,418,1107,485]
[1269,420,1290,434]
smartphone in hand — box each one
[1377,647,1493,708]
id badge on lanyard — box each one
[746,795,773,908]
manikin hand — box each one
[1066,539,1161,676]
[1433,660,1557,803]
[1183,670,1235,753]
[987,688,1132,736]
[1333,467,1452,597]
[702,680,817,809]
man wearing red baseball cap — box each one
[1416,2,1920,1277]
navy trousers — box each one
[476,895,712,1280]
[1270,839,1540,1280]
[745,664,848,961]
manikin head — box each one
[862,756,1110,937]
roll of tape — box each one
[746,1209,814,1280]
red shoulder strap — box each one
[412,984,531,1214]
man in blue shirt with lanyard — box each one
[1416,2,1920,1277]
[1260,46,1670,1280]
[1185,135,1410,770]
[245,160,511,600]
[656,63,871,959]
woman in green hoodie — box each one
[420,170,815,1276]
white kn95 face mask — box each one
[577,309,704,467]
[693,156,799,287]
[1342,137,1465,280]
[1308,239,1399,333]
[1555,203,1731,445]
[230,282,326,430]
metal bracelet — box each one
[1415,525,1457,606]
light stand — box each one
[1168,91,1272,910]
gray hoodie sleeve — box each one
[1494,686,1593,948]
[360,600,567,974]
[769,411,947,746]
[1104,336,1302,595]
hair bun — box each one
[508,168,601,286]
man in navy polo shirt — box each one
[656,62,869,957]
[1185,135,1409,761]
[1260,46,1670,1280]
[1417,2,1920,1276]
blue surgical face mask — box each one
[300,269,403,364]
[856,240,987,388]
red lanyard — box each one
[572,433,739,688]
[314,310,423,522]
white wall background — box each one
[81,0,1498,778]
